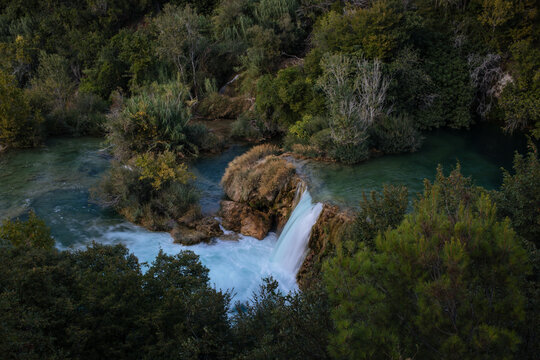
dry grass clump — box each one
[291,144,323,159]
[221,144,295,206]
[222,144,280,193]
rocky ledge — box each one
[219,144,302,240]
[170,214,223,246]
[297,204,354,289]
[217,143,355,289]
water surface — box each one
[296,124,526,208]
[0,125,526,301]
[0,139,295,302]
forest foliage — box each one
[0,0,537,156]
[2,149,539,359]
[0,1,539,358]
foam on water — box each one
[58,220,300,302]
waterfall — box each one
[270,188,323,275]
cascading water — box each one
[270,187,323,276]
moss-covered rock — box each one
[171,216,223,245]
[297,204,354,289]
[220,144,302,238]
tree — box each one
[0,211,54,250]
[342,184,408,251]
[154,4,211,96]
[0,69,42,149]
[0,243,232,359]
[232,278,332,359]
[142,250,231,359]
[324,166,529,359]
[495,142,540,246]
[30,52,76,113]
[311,1,414,61]
[317,53,390,163]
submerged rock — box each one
[171,216,223,245]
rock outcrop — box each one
[297,204,354,289]
[218,143,357,289]
[219,144,302,239]
[171,216,223,245]
[219,200,271,240]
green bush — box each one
[0,69,43,149]
[329,141,369,164]
[95,158,200,230]
[105,82,210,161]
[372,114,424,154]
[0,211,54,250]
[324,166,529,359]
[231,110,281,141]
[255,66,325,127]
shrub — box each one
[372,114,424,154]
[308,128,334,153]
[324,166,529,359]
[255,66,325,128]
[288,115,328,143]
[105,82,208,161]
[94,158,200,230]
[134,150,195,191]
[0,70,43,149]
[231,110,280,141]
[0,211,54,250]
[329,141,369,164]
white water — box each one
[57,188,323,303]
[270,189,323,275]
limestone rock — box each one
[171,216,224,246]
[171,226,209,245]
[220,200,271,240]
[296,204,354,289]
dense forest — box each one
[0,0,539,359]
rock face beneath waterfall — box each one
[219,144,302,239]
[219,201,271,240]
[297,204,354,289]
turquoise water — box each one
[295,124,526,208]
[190,145,250,215]
[0,139,296,301]
[0,125,526,300]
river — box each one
[0,124,526,302]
